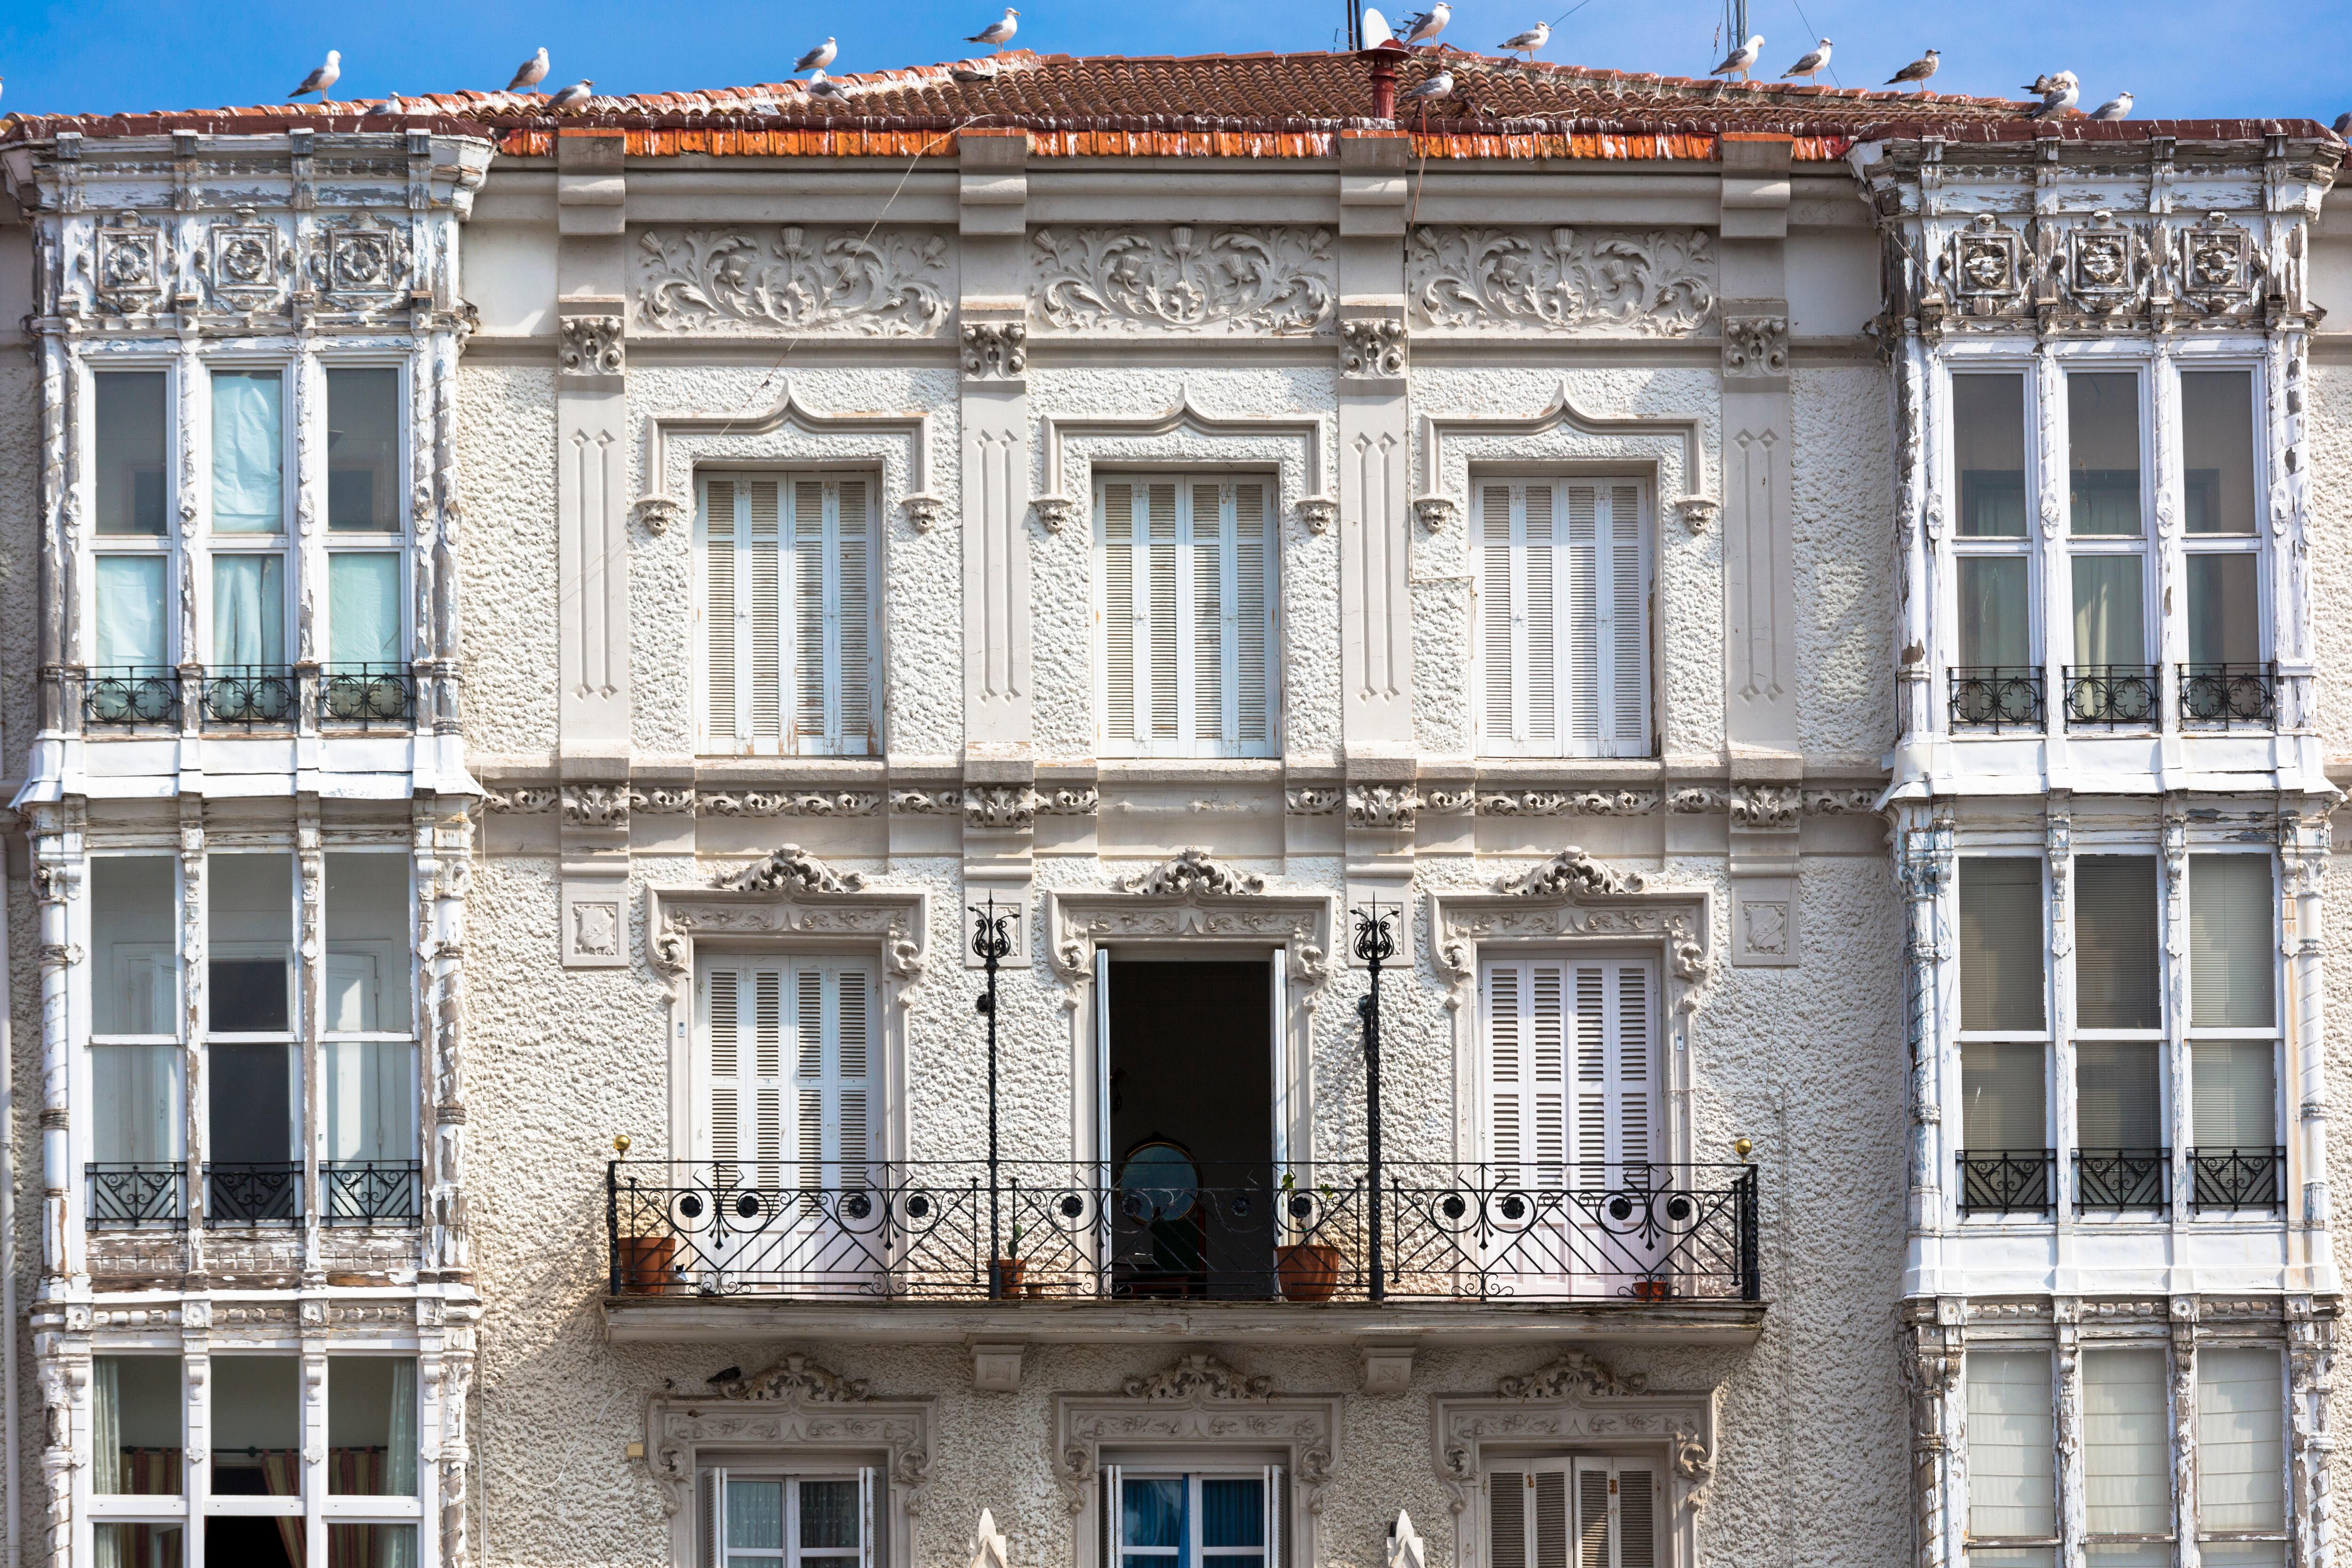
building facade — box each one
[0,44,2345,1568]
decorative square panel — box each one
[92,213,166,315]
[1950,213,2026,315]
[205,209,290,313]
[2180,212,2259,316]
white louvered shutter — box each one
[1102,482,1137,741]
[1485,962,1568,1185]
[1149,481,1179,738]
[701,964,788,1187]
[1573,1460,1657,1568]
[794,478,827,744]
[1490,1469,1527,1568]
[704,479,737,739]
[836,478,875,749]
[1572,961,1657,1187]
[750,479,783,741]
[1097,476,1276,757]
[790,960,876,1192]
[702,473,879,756]
[1479,480,1648,757]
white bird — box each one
[288,49,341,100]
[966,8,1019,51]
[1398,68,1454,104]
[1781,39,1832,84]
[2090,90,2133,121]
[796,38,838,73]
[1395,4,1450,48]
[547,80,595,110]
[2019,70,2078,118]
[1496,22,1549,62]
[505,47,549,93]
[1886,48,1939,92]
[805,71,848,99]
[1709,35,1762,81]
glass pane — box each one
[97,1523,187,1568]
[327,369,401,531]
[2198,1347,2284,1532]
[328,553,403,666]
[213,554,286,667]
[2190,855,2273,1028]
[327,1522,416,1568]
[1966,1353,2054,1538]
[1968,1552,2055,1568]
[95,1355,183,1496]
[1963,1042,2047,1150]
[93,1045,182,1164]
[2192,1041,2276,1150]
[2076,1041,2162,1149]
[2182,371,2256,535]
[325,1040,418,1163]
[95,556,168,668]
[212,371,285,533]
[727,1478,785,1551]
[209,1042,297,1163]
[2198,1549,2285,1568]
[211,1355,300,1494]
[1958,557,2031,668]
[2068,373,2142,535]
[2084,1549,2167,1568]
[1200,1479,1264,1548]
[2075,856,2160,1029]
[209,854,292,1032]
[326,854,411,1031]
[1955,374,2027,537]
[95,372,169,535]
[328,1358,418,1495]
[2185,554,2259,666]
[1961,859,2044,1030]
[1122,1478,1185,1548]
[2083,1350,2169,1536]
[93,857,177,1035]
[2071,557,2145,668]
[799,1479,861,1550]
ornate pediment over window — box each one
[1047,852,1332,986]
[649,858,926,1003]
[1432,856,1709,1012]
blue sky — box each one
[0,0,2342,124]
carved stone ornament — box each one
[1497,1351,1646,1400]
[1729,784,1801,831]
[1348,785,1421,831]
[1674,496,1718,533]
[631,787,697,814]
[479,786,557,813]
[205,210,292,313]
[1722,314,1789,378]
[961,319,1028,377]
[706,1353,869,1403]
[1046,872,1332,986]
[1036,788,1100,816]
[2061,212,2152,316]
[632,497,683,536]
[1122,1353,1272,1401]
[1032,496,1081,533]
[715,844,868,895]
[965,786,1040,830]
[1341,317,1407,377]
[1116,847,1267,897]
[904,495,948,533]
[559,314,625,374]
[1286,788,1341,815]
[1030,225,1335,335]
[1948,213,2028,316]
[701,791,882,818]
[1295,496,1337,535]
[92,212,167,314]
[1494,847,1646,898]
[561,784,632,828]
[635,225,952,336]
[1479,790,1657,817]
[2179,212,2261,317]
[309,213,413,307]
[1406,226,1716,335]
[646,1366,931,1527]
[1412,495,1457,533]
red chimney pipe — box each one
[1362,39,1405,119]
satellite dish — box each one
[1362,6,1396,45]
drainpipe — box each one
[3,819,18,1568]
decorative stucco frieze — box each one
[1405,226,1716,335]
[92,212,167,315]
[707,1352,869,1403]
[480,786,558,814]
[1347,786,1421,831]
[1478,789,1655,817]
[1728,784,1801,831]
[699,790,882,818]
[646,1359,931,1535]
[561,784,632,828]
[1122,1352,1272,1401]
[1029,225,1335,334]
[2177,211,2265,318]
[308,212,414,310]
[1494,848,1646,898]
[634,225,952,335]
[1035,788,1100,816]
[1285,788,1341,816]
[890,788,961,815]
[558,314,624,374]
[714,844,868,895]
[964,786,1040,830]
[2058,211,2153,318]
[1495,1351,1646,1400]
[203,210,295,314]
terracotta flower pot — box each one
[616,1234,679,1295]
[1630,1278,1674,1302]
[990,1257,1028,1297]
[1275,1242,1343,1303]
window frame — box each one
[2183,850,2285,1217]
[1954,855,2055,1220]
[318,358,414,680]
[702,1466,878,1568]
[2192,1346,2289,1561]
[86,359,183,678]
[1104,1464,1282,1568]
[1942,364,2042,732]
[2173,359,2271,706]
[204,360,296,677]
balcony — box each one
[2189,1146,2286,1211]
[1947,667,2046,733]
[87,1162,424,1229]
[69,663,419,733]
[82,666,182,728]
[200,664,298,727]
[2177,661,2276,730]
[1955,1149,2054,1217]
[204,1162,303,1224]
[324,1160,422,1224]
[87,1163,186,1227]
[319,662,417,729]
[2063,664,2159,729]
[603,1159,1764,1344]
[2074,1147,2169,1212]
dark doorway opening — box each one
[1106,959,1273,1298]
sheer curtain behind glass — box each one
[95,556,167,669]
[1967,1352,2055,1567]
[2197,1349,2285,1567]
[211,371,284,533]
[2083,1350,2170,1566]
[213,554,286,668]
[328,553,401,666]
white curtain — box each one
[2190,856,2274,1028]
[388,1358,419,1499]
[1966,1353,2054,1538]
[212,554,285,667]
[329,552,402,666]
[211,372,284,533]
[326,1040,418,1162]
[2071,555,2145,668]
[93,1357,124,1497]
[1958,557,2031,669]
[94,556,167,668]
[2192,1041,2277,1151]
[92,1045,180,1165]
[2083,1350,2169,1537]
[2198,1348,2284,1534]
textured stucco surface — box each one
[1789,367,1895,767]
[460,365,562,760]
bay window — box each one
[328,1355,421,1568]
[2073,856,2164,1210]
[92,367,176,724]
[208,366,291,724]
[89,856,183,1225]
[93,1354,185,1568]
[324,853,419,1223]
[207,854,299,1223]
[2188,854,2282,1209]
[324,367,410,726]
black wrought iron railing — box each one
[2074,1147,2169,1212]
[87,1163,186,1227]
[2064,664,2159,728]
[604,1159,1762,1303]
[83,666,182,728]
[2189,1146,2286,1211]
[2177,662,2277,730]
[205,1161,304,1224]
[1955,1149,2054,1216]
[320,663,416,728]
[201,665,297,727]
[324,1160,422,1225]
[1948,667,2045,733]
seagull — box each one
[805,70,848,99]
[288,50,341,100]
[951,66,996,83]
[1398,69,1454,105]
[547,80,595,110]
[966,8,1019,52]
[796,38,838,73]
[1496,21,1549,62]
[1709,35,1763,81]
[1394,4,1450,48]
[505,47,549,93]
[2089,90,2133,121]
[2019,71,2079,118]
[1886,48,1939,93]
[2334,110,2351,136]
[1781,39,1832,83]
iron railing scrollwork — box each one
[2177,662,2276,730]
[324,1160,422,1224]
[1948,667,2045,733]
[201,664,298,727]
[83,666,182,728]
[205,1161,304,1224]
[87,1163,187,1227]
[2074,1147,2169,1212]
[319,663,417,728]
[1956,1149,2055,1216]
[2063,664,2159,729]
[2188,1146,2286,1211]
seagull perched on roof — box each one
[1394,4,1450,48]
[546,80,595,111]
[2089,90,2133,121]
[506,47,549,93]
[1398,69,1454,105]
[2018,70,2079,118]
[1709,35,1763,81]
[796,38,838,73]
[2333,110,2351,137]
[1886,49,1939,92]
[288,50,341,100]
[1496,22,1549,62]
[1781,39,1832,83]
[966,8,1019,52]
[805,71,848,99]
[951,66,997,83]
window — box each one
[208,1356,302,1567]
[93,1354,185,1568]
[208,854,299,1224]
[1960,860,2044,1032]
[2189,855,2280,1209]
[326,369,401,532]
[1486,1458,1657,1568]
[212,370,286,534]
[2074,855,2164,1210]
[1482,958,1656,1184]
[327,1355,421,1568]
[2082,1349,2170,1566]
[1951,375,2035,725]
[210,369,290,709]
[1966,1352,2054,1567]
[1476,478,1649,757]
[2066,373,2150,725]
[93,370,176,711]
[1957,860,2050,1212]
[699,959,874,1189]
[2180,370,2266,724]
[700,473,880,756]
[90,865,184,1217]
[2196,1349,2285,1567]
[96,371,170,537]
[1096,476,1277,758]
[325,855,419,1223]
[1107,1468,1280,1568]
[704,1471,875,1568]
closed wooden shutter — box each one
[789,961,875,1191]
[1489,1462,1572,1568]
[1478,480,1648,757]
[701,963,788,1186]
[704,480,738,738]
[703,959,873,1189]
[750,479,783,740]
[1103,483,1138,741]
[1572,1460,1656,1568]
[1487,959,1655,1185]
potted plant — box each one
[611,1134,679,1296]
[991,1226,1028,1298]
[1273,1172,1343,1303]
